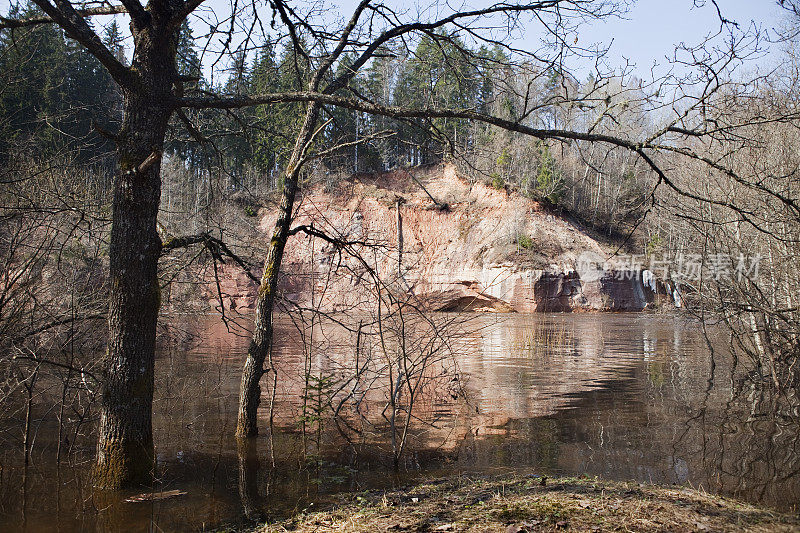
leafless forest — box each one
[0,0,798,528]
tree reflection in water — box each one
[0,313,798,531]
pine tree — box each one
[394,32,480,164]
[166,21,210,170]
[0,2,118,163]
[363,45,402,169]
[248,39,282,175]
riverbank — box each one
[253,473,799,532]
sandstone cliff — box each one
[207,164,678,313]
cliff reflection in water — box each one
[1,313,798,531]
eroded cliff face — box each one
[206,164,678,313]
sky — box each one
[0,0,788,79]
[570,0,786,75]
[317,0,788,77]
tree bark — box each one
[95,26,176,488]
[236,103,320,438]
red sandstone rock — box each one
[202,164,677,314]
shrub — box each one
[490,173,505,190]
[517,233,534,249]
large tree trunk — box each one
[95,30,176,488]
[236,103,320,438]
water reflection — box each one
[0,313,798,531]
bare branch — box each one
[27,0,135,87]
[0,5,128,29]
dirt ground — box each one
[253,473,800,532]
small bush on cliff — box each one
[516,233,534,250]
[490,173,505,190]
[646,233,663,256]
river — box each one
[1,313,798,531]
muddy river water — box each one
[1,313,798,531]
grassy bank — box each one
[253,473,799,532]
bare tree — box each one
[0,156,108,490]
[1,0,786,489]
[0,0,625,487]
[189,1,773,441]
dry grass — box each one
[252,474,800,532]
